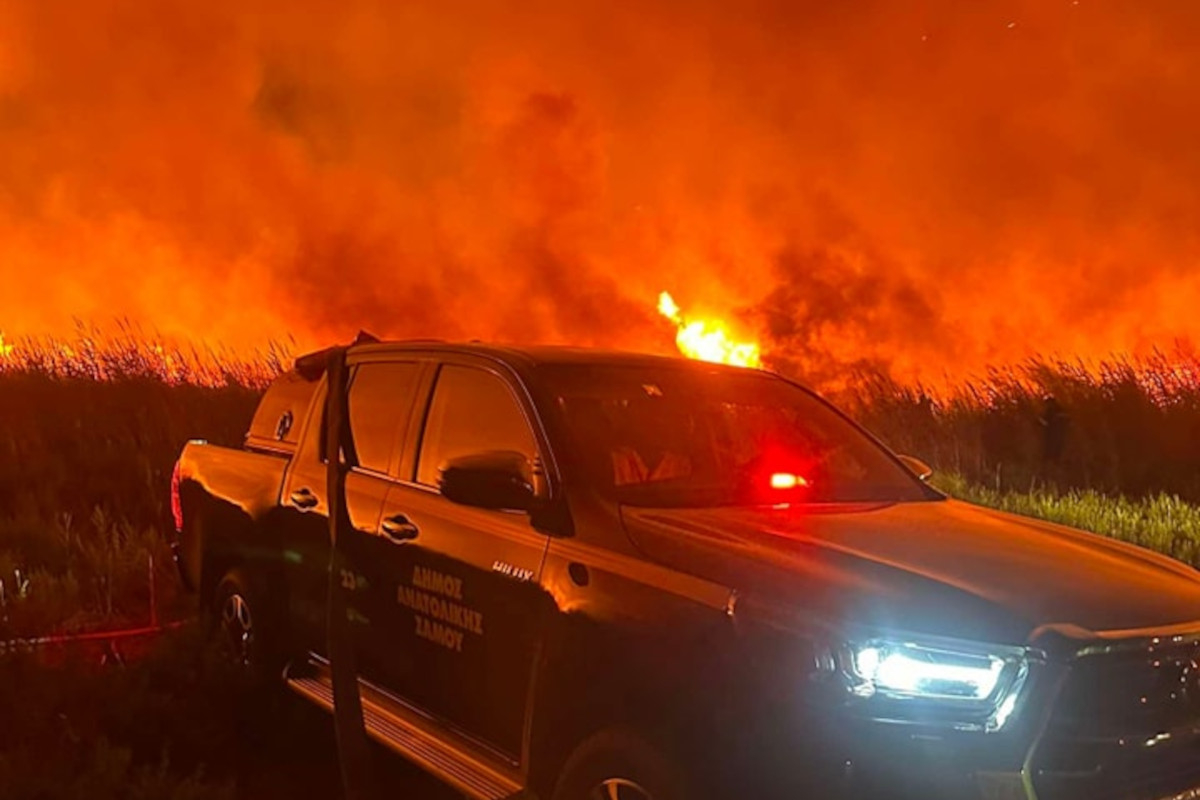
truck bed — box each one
[174,441,292,593]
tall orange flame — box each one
[657,292,761,369]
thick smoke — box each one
[1,0,1199,382]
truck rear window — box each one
[246,371,317,452]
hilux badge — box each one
[492,560,534,582]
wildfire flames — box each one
[657,293,761,368]
[3,1,1200,386]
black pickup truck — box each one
[172,340,1200,800]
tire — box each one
[551,728,700,800]
[211,568,281,684]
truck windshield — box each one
[543,364,933,507]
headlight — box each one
[841,634,1033,733]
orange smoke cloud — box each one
[2,0,1200,385]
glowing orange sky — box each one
[1,0,1199,384]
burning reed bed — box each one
[0,331,269,639]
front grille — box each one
[1031,637,1200,800]
[1034,735,1200,800]
[1054,639,1200,737]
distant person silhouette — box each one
[1039,394,1069,471]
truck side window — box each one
[416,365,537,487]
[345,362,421,474]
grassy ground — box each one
[0,628,241,800]
[0,624,427,800]
[933,472,1200,568]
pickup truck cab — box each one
[173,340,1200,800]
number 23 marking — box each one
[340,569,366,591]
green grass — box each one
[934,472,1200,568]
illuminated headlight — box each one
[843,636,1032,732]
[854,643,1004,699]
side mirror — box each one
[438,450,535,511]
[896,454,933,482]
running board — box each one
[286,667,525,800]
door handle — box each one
[289,487,319,510]
[380,514,419,542]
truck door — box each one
[374,361,551,759]
[280,360,425,660]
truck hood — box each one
[621,499,1200,646]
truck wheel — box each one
[212,568,281,683]
[551,728,700,800]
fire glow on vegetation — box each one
[0,330,284,387]
[657,292,761,368]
